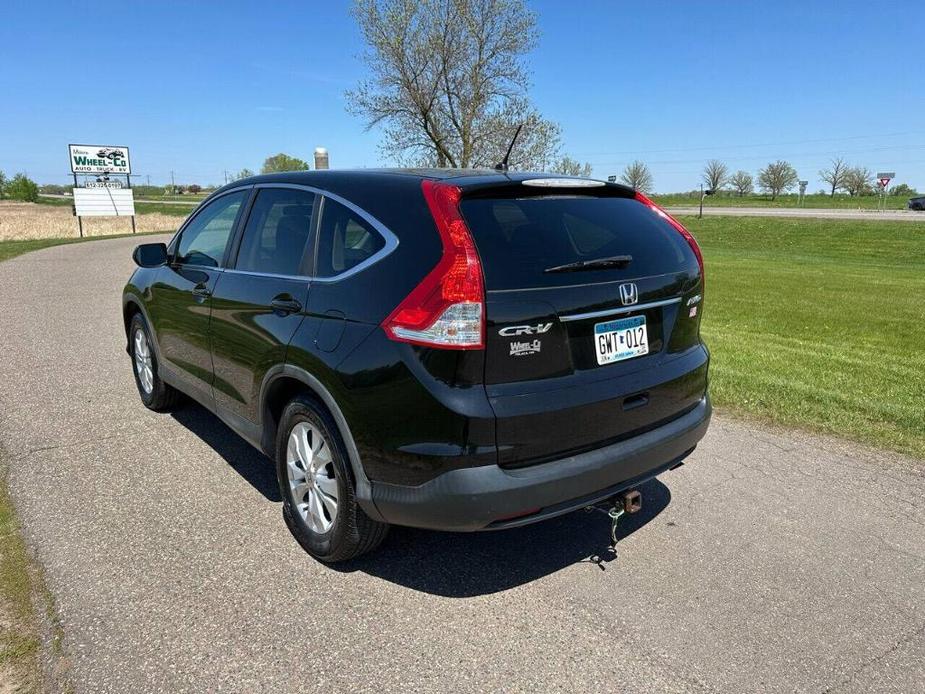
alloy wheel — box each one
[286,421,339,533]
[133,328,154,394]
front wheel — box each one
[129,313,181,411]
[276,395,388,562]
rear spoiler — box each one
[457,179,637,201]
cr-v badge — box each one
[498,323,553,337]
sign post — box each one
[876,172,894,212]
[68,144,136,237]
[798,180,808,207]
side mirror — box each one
[132,242,168,268]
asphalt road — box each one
[1,237,923,693]
[664,206,925,221]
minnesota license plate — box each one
[594,315,648,365]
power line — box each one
[589,143,925,167]
[573,131,921,157]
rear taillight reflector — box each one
[382,180,485,349]
[634,191,705,286]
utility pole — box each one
[146,175,151,187]
[170,170,175,194]
[224,170,229,185]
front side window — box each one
[176,190,247,267]
[235,188,316,276]
[315,197,385,277]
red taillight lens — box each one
[382,180,485,349]
[634,191,705,286]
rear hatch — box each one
[459,181,708,467]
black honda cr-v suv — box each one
[123,170,711,561]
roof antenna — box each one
[494,123,523,172]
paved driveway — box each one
[0,236,922,693]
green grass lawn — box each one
[681,215,925,458]
[0,231,168,264]
[653,192,914,210]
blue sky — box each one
[2,0,923,192]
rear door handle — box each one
[270,296,302,314]
[192,284,211,299]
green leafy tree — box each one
[234,168,255,181]
[889,183,917,197]
[6,173,39,202]
[619,160,654,193]
[757,160,798,200]
[0,170,6,199]
[261,154,309,174]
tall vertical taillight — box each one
[382,180,485,349]
[634,191,705,287]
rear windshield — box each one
[460,195,696,290]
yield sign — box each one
[879,177,891,188]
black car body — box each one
[122,169,711,560]
[908,196,925,211]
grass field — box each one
[653,192,915,210]
[0,199,185,242]
[682,215,925,458]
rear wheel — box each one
[129,313,181,411]
[276,395,388,562]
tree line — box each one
[613,157,916,199]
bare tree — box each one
[620,160,653,193]
[729,170,753,196]
[702,160,728,192]
[819,157,849,196]
[347,0,562,169]
[551,156,593,177]
[842,166,874,196]
[757,160,798,200]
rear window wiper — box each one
[544,255,633,273]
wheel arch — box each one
[122,292,162,361]
[258,365,383,521]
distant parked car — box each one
[908,196,925,211]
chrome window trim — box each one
[248,182,399,282]
[559,297,681,323]
[222,268,310,282]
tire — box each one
[276,395,389,562]
[128,312,182,412]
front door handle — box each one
[270,296,302,315]
[192,284,211,299]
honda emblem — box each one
[619,283,638,306]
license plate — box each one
[594,315,649,365]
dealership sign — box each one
[68,144,132,174]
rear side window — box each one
[235,188,316,276]
[459,196,696,289]
[315,197,384,277]
[176,190,247,267]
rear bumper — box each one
[368,395,711,531]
